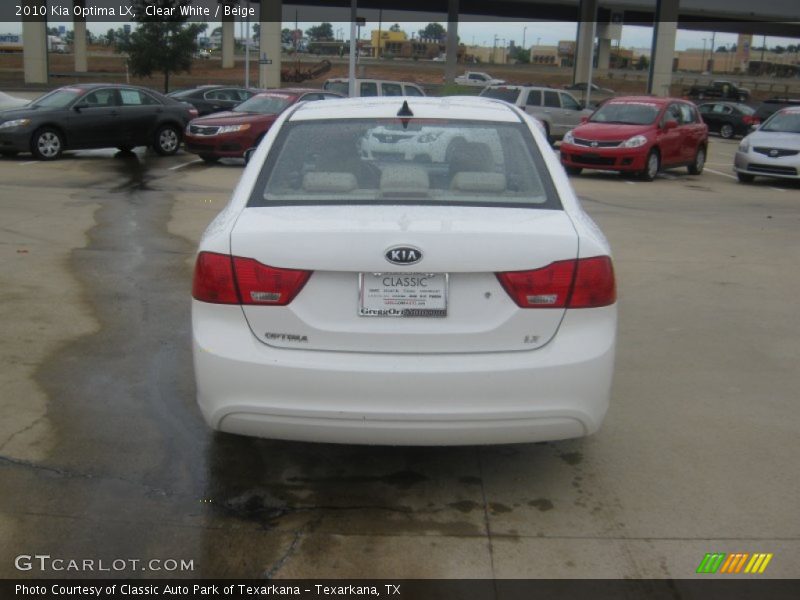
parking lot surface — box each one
[1,140,798,578]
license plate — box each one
[358,272,448,318]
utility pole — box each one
[709,31,716,73]
[348,0,357,95]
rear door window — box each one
[526,90,542,106]
[359,82,378,97]
[403,85,425,97]
[559,93,581,110]
[381,83,403,96]
[543,91,560,108]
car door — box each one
[117,88,162,146]
[678,103,705,162]
[658,104,683,166]
[557,92,588,132]
[65,88,121,148]
[541,90,563,135]
[698,103,718,132]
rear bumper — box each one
[560,144,647,172]
[192,301,617,445]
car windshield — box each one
[480,88,520,103]
[761,111,800,133]
[31,88,83,108]
[590,101,660,125]
[234,94,293,114]
[249,119,558,209]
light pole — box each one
[701,38,708,73]
[522,26,528,50]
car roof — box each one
[289,96,521,123]
[485,84,558,91]
[326,78,422,86]
[605,95,674,106]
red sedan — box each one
[560,96,709,181]
[184,88,342,163]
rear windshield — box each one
[167,89,195,98]
[480,88,520,104]
[761,111,800,133]
[32,88,83,108]
[590,101,660,125]
[324,81,350,96]
[234,94,293,114]
[248,119,560,210]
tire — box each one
[564,166,582,176]
[719,124,735,139]
[640,150,660,181]
[153,124,181,156]
[737,172,755,183]
[688,146,706,175]
[199,154,219,164]
[31,127,64,161]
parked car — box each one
[0,83,196,160]
[191,96,617,445]
[323,78,426,98]
[559,96,709,181]
[184,88,342,163]
[480,85,593,142]
[734,106,800,183]
[753,97,800,123]
[698,102,759,139]
[686,80,750,102]
[562,82,615,107]
[167,85,260,116]
[454,71,506,87]
[0,91,29,111]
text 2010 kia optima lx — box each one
[191,97,617,445]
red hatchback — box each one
[184,88,342,162]
[560,96,709,181]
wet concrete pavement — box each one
[1,142,799,579]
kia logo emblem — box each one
[591,141,599,147]
[385,245,422,265]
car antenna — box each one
[397,100,414,129]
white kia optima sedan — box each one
[192,96,617,445]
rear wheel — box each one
[640,150,660,181]
[719,124,734,139]
[31,127,64,161]
[688,146,706,175]
[564,166,582,176]
[154,124,181,156]
[200,154,219,164]
[737,172,755,183]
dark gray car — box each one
[0,83,196,160]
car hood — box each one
[0,105,55,119]
[572,122,653,141]
[746,130,800,150]
[190,111,279,126]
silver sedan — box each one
[734,107,800,183]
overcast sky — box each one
[4,20,799,51]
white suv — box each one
[481,85,593,142]
[323,78,426,98]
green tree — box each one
[635,55,649,70]
[509,46,529,63]
[418,23,445,41]
[253,23,260,42]
[389,24,402,32]
[306,23,334,41]
[119,0,206,92]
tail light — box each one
[497,256,616,309]
[192,251,311,306]
[742,115,759,126]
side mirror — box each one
[73,104,85,112]
[580,116,589,124]
[243,148,256,165]
[664,119,678,130]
